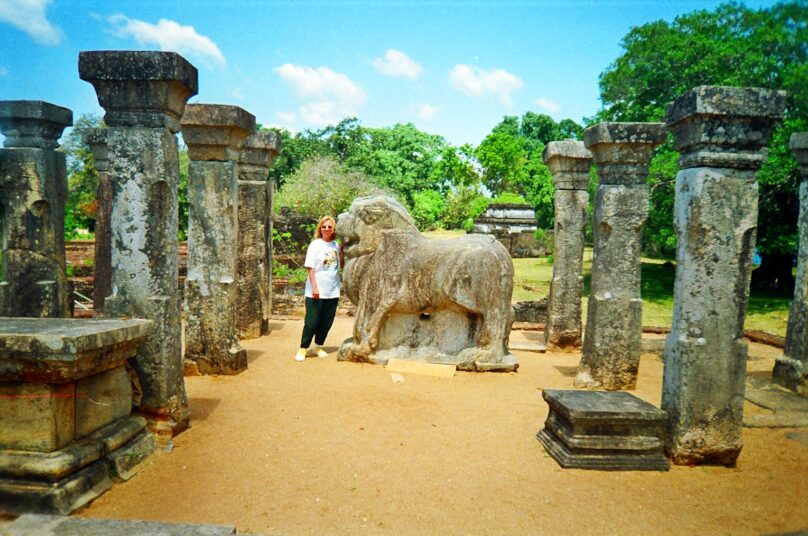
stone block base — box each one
[2,514,238,535]
[537,389,669,471]
[0,416,155,515]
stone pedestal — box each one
[543,141,592,350]
[0,318,156,515]
[774,132,808,396]
[537,389,669,470]
[82,129,111,314]
[79,50,197,441]
[236,131,280,339]
[662,86,786,465]
[472,203,546,257]
[0,101,72,318]
[576,123,665,389]
[181,104,255,374]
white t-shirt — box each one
[304,238,341,299]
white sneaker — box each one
[316,346,328,358]
[295,349,306,362]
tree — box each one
[61,114,103,237]
[597,1,808,289]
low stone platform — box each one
[537,389,670,471]
[0,318,155,514]
[1,514,240,535]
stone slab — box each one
[509,342,547,353]
[75,367,132,439]
[0,458,112,515]
[745,387,808,413]
[0,318,152,383]
[106,429,155,481]
[537,389,670,471]
[386,358,456,378]
[1,514,239,535]
[0,381,74,451]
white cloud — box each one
[416,103,439,120]
[275,64,366,127]
[372,49,422,79]
[535,97,560,115]
[107,14,226,67]
[0,0,62,45]
[448,64,523,107]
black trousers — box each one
[300,297,339,348]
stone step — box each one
[1,514,244,535]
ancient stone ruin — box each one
[0,318,155,514]
[0,101,72,318]
[237,131,281,339]
[542,140,592,350]
[79,50,197,442]
[575,122,666,390]
[181,104,255,375]
[337,195,517,371]
[661,86,787,465]
[472,202,547,257]
[774,131,808,396]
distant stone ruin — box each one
[472,203,548,257]
[337,195,517,371]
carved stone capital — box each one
[543,140,592,190]
[0,100,72,149]
[181,104,256,162]
[583,122,666,185]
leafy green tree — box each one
[275,156,385,219]
[410,190,446,231]
[443,185,489,231]
[597,1,808,289]
[61,114,103,237]
[266,127,326,191]
[476,117,527,196]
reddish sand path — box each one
[77,316,808,535]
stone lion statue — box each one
[336,195,517,372]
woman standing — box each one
[295,216,343,361]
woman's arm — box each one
[307,267,319,299]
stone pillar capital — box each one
[666,85,786,170]
[543,140,592,190]
[239,131,281,173]
[78,51,198,133]
[0,100,72,149]
[790,132,808,176]
[583,122,666,185]
[181,104,256,162]
[82,128,109,172]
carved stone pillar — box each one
[82,129,111,314]
[181,104,255,374]
[576,122,665,390]
[79,50,198,442]
[543,140,592,350]
[0,100,72,318]
[774,132,808,395]
[662,85,786,465]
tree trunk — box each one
[751,252,795,294]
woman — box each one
[295,215,343,361]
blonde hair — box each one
[314,216,337,240]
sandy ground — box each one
[76,316,808,535]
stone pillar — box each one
[775,132,808,395]
[79,50,198,441]
[662,86,786,465]
[82,129,112,314]
[0,100,72,318]
[575,123,665,390]
[543,141,592,350]
[236,131,281,339]
[181,104,255,374]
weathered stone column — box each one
[662,86,786,465]
[79,50,198,440]
[543,141,592,350]
[775,132,808,395]
[82,129,112,314]
[182,104,255,374]
[576,123,665,390]
[0,101,72,318]
[236,131,281,339]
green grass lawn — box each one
[424,231,791,336]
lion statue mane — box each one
[336,195,517,372]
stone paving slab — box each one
[1,514,242,535]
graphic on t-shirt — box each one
[322,249,338,270]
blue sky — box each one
[0,0,781,147]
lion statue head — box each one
[337,195,420,260]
